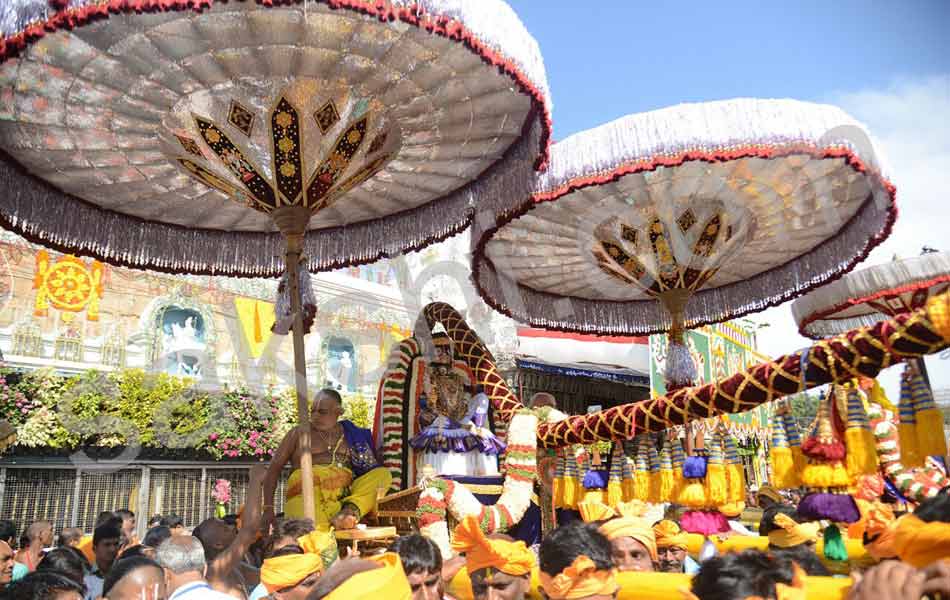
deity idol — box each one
[409,331,505,478]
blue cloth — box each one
[443,475,542,548]
[83,573,104,600]
[684,555,701,575]
[248,582,269,600]
[11,562,27,582]
[341,420,380,477]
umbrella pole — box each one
[275,206,316,522]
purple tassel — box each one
[797,493,861,523]
[683,455,708,479]
[583,469,608,490]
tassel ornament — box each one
[843,384,879,480]
[898,366,923,467]
[909,364,948,459]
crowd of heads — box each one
[0,484,947,599]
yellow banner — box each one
[234,297,276,358]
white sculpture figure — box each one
[329,350,353,391]
[164,315,205,376]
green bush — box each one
[343,392,373,429]
[0,368,297,458]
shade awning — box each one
[516,327,650,376]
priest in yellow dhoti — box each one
[264,389,392,530]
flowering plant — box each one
[212,478,231,518]
[0,368,299,458]
[0,376,37,426]
[204,387,295,460]
[212,478,231,504]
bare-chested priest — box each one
[263,388,392,530]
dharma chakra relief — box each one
[34,251,104,322]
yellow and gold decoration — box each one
[34,250,104,322]
[177,84,395,219]
[592,200,755,388]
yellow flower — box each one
[206,130,221,143]
[278,137,295,153]
[280,163,297,178]
[347,130,362,144]
[275,112,293,128]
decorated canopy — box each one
[471,98,895,340]
[0,0,551,524]
[792,251,950,338]
[0,0,551,276]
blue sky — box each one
[501,1,950,397]
[508,1,950,139]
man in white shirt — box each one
[156,536,234,600]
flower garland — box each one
[416,410,537,557]
[417,478,452,556]
[867,401,947,502]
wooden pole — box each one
[274,206,316,522]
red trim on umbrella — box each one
[517,326,648,344]
[797,274,950,338]
[1,0,552,170]
[471,144,898,337]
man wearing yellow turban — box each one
[452,515,534,600]
[653,520,699,575]
[765,513,819,550]
[759,507,828,577]
[259,545,324,599]
[579,500,655,573]
[539,520,618,600]
[315,553,412,600]
[862,503,899,561]
[756,486,783,510]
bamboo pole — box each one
[274,206,316,522]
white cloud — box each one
[749,75,950,401]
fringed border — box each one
[0,0,551,169]
[0,101,539,278]
[797,275,950,339]
[470,144,898,337]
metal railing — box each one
[0,462,289,540]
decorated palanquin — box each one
[372,305,539,552]
[373,324,506,490]
[373,295,950,555]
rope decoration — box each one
[422,294,950,449]
[532,293,950,447]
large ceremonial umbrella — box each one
[471,98,896,389]
[0,0,551,519]
[791,250,950,421]
[792,251,950,339]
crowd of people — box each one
[0,483,947,599]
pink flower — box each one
[209,433,218,441]
[21,408,28,414]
